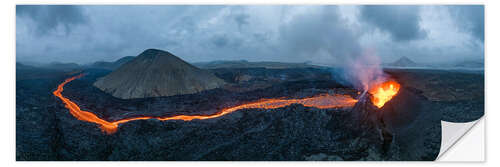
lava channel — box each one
[53,74,359,134]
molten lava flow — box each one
[52,74,120,133]
[53,74,358,134]
[368,80,400,108]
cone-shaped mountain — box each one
[93,49,225,99]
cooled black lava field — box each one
[16,66,483,161]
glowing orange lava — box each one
[368,80,400,108]
[53,74,358,134]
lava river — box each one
[53,74,359,134]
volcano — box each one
[93,49,225,99]
[389,56,418,67]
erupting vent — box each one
[369,80,400,108]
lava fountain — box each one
[342,49,400,108]
[368,80,400,108]
[53,74,358,134]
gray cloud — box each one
[448,5,484,42]
[360,5,427,41]
[16,5,87,35]
[15,5,484,66]
[234,13,250,30]
[279,6,361,62]
[212,34,231,48]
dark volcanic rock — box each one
[105,105,384,161]
[93,49,226,99]
[385,68,484,123]
[379,86,441,160]
[347,85,442,161]
[17,66,482,161]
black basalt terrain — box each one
[16,66,483,161]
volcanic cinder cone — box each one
[350,92,386,135]
[350,92,394,156]
[389,56,417,67]
[93,49,226,99]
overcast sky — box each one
[16,5,484,65]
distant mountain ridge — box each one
[388,56,418,67]
[93,49,226,99]
[454,60,484,68]
[89,56,135,70]
[16,62,35,70]
[193,60,320,69]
